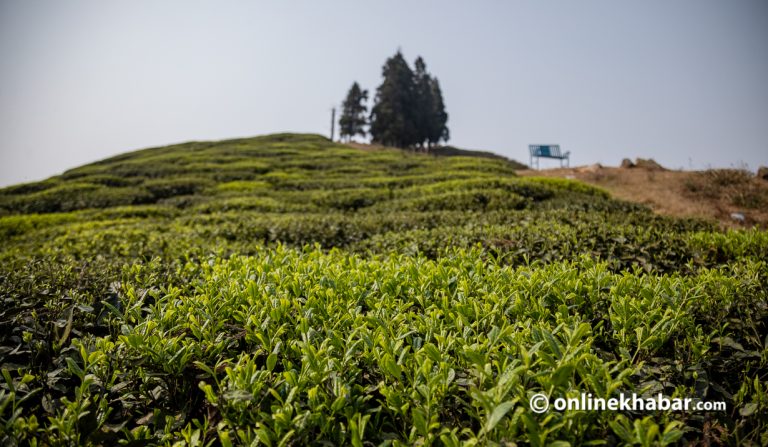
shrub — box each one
[397,189,527,212]
[216,180,271,193]
[313,188,391,211]
[86,205,179,220]
[194,197,301,213]
[72,174,138,187]
[3,183,153,213]
[684,169,768,209]
[0,212,79,239]
[0,179,60,196]
[142,177,214,200]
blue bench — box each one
[529,144,570,169]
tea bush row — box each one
[1,247,765,445]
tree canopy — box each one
[341,51,449,150]
[338,82,368,141]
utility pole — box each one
[330,107,336,141]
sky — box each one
[1,1,767,187]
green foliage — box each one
[0,133,766,445]
[313,188,390,211]
[0,212,79,239]
[142,176,214,200]
[216,180,271,193]
[369,51,418,148]
[0,178,61,196]
[397,189,527,212]
[339,81,369,141]
[2,247,765,445]
[1,183,153,214]
[369,51,448,148]
[430,145,527,168]
[73,174,139,187]
[426,76,449,146]
[413,56,449,147]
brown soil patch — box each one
[518,164,768,229]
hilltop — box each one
[0,133,527,216]
[343,141,528,168]
[1,133,766,445]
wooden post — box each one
[330,107,336,142]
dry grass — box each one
[518,165,768,228]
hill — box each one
[0,134,528,216]
[1,134,766,445]
[342,141,527,169]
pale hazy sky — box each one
[1,1,767,187]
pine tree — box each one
[369,51,419,148]
[369,51,449,149]
[338,82,368,142]
[413,57,434,150]
[427,77,449,147]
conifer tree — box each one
[338,82,368,141]
[369,51,418,148]
[427,77,449,147]
[369,51,449,149]
[413,57,434,149]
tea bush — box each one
[0,133,766,445]
[2,183,154,214]
[142,177,215,200]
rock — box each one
[621,158,635,168]
[579,163,603,173]
[730,212,746,223]
[758,166,768,181]
[635,158,665,170]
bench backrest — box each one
[529,145,561,157]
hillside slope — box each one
[1,134,766,445]
[0,133,728,272]
[343,141,528,169]
[519,164,768,228]
[1,134,526,216]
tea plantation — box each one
[1,134,766,445]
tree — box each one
[369,51,419,148]
[369,52,449,150]
[413,56,435,149]
[426,77,449,147]
[338,82,368,142]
